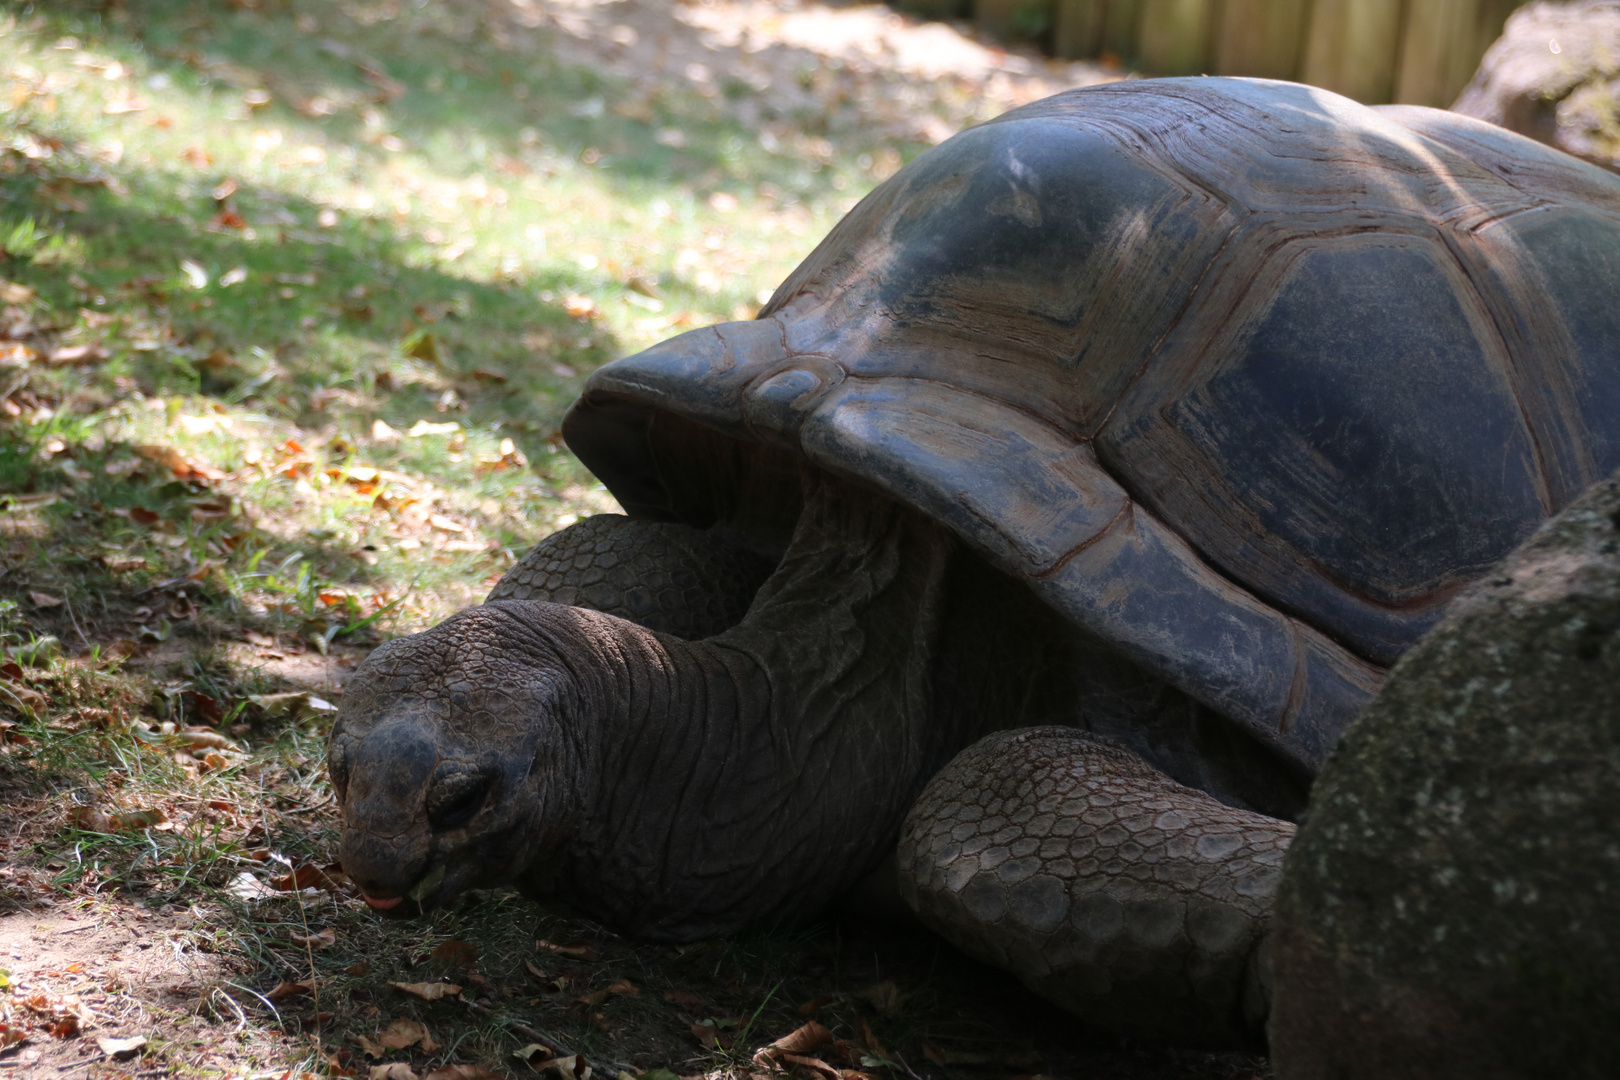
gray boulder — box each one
[1453,0,1620,172]
[1269,469,1620,1078]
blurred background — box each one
[917,0,1515,107]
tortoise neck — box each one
[554,482,958,939]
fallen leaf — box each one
[176,728,234,751]
[48,1015,80,1039]
[754,1020,832,1066]
[95,1035,147,1058]
[380,1018,428,1050]
[370,1065,420,1080]
[226,871,280,900]
[101,555,148,572]
[266,979,316,1001]
[405,419,460,438]
[127,506,161,526]
[248,690,338,719]
[563,294,596,319]
[523,961,548,980]
[270,863,341,893]
[430,939,478,966]
[423,1067,501,1080]
[797,995,834,1016]
[48,342,109,365]
[780,1054,840,1080]
[101,639,139,662]
[67,806,170,833]
[346,961,372,977]
[525,1054,589,1080]
[857,1018,891,1063]
[856,980,902,1014]
[606,978,638,996]
[28,592,62,608]
[291,927,337,948]
[428,514,465,534]
[535,939,599,961]
[355,1034,388,1058]
[388,981,461,1002]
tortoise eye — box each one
[427,767,487,830]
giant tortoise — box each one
[328,78,1620,1043]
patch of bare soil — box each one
[0,904,237,1077]
[522,0,1120,147]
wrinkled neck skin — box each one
[331,480,961,939]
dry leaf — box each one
[423,1067,502,1080]
[291,927,337,948]
[526,1054,590,1080]
[355,1035,388,1058]
[176,729,234,751]
[67,806,171,833]
[266,980,316,1001]
[345,961,372,977]
[370,1065,420,1080]
[754,1020,832,1066]
[95,1035,147,1058]
[780,1054,840,1080]
[388,981,461,1002]
[28,592,62,608]
[380,1018,428,1050]
[856,980,901,1014]
[535,939,599,961]
[430,939,478,966]
[857,1019,891,1063]
[270,863,340,893]
[102,639,139,662]
[606,978,638,996]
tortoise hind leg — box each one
[897,727,1293,1045]
[488,515,776,640]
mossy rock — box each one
[1269,469,1620,1078]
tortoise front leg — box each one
[897,726,1292,1045]
[489,515,776,640]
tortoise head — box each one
[328,602,586,914]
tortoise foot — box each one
[898,726,1294,1045]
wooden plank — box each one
[893,0,972,18]
[1214,0,1309,80]
[1103,0,1146,57]
[1054,0,1111,58]
[975,0,1053,39]
[1139,0,1217,74]
[1301,0,1404,103]
[1394,0,1524,107]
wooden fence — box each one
[904,0,1524,106]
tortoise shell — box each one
[562,78,1620,774]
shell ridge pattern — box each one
[566,77,1620,775]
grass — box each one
[0,2,1265,1078]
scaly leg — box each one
[898,726,1293,1044]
